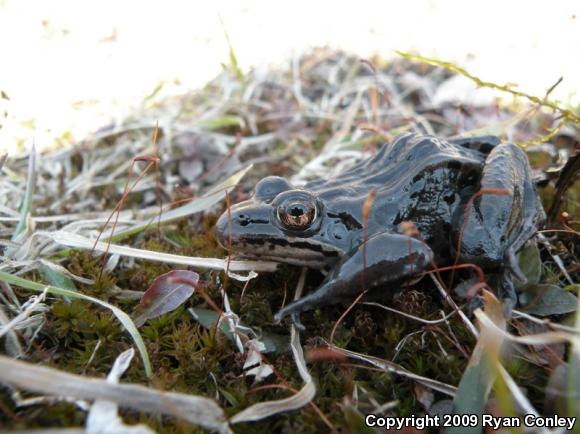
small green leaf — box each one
[342,399,376,434]
[544,364,568,415]
[449,291,505,434]
[447,354,492,434]
[519,284,578,316]
[196,115,244,130]
[224,33,244,82]
[219,388,239,407]
[563,284,580,293]
[40,265,77,292]
[12,148,36,240]
[515,242,542,290]
[144,80,165,101]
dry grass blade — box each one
[362,301,458,324]
[0,287,47,339]
[86,349,156,434]
[476,310,578,346]
[0,304,23,357]
[537,234,575,286]
[496,365,542,421]
[430,273,478,337]
[474,302,552,431]
[0,355,231,433]
[102,165,253,242]
[48,231,278,274]
[513,309,580,335]
[326,343,456,396]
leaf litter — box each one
[0,48,578,432]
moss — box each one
[66,250,118,300]
[6,402,87,430]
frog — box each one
[215,132,545,327]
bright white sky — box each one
[0,0,578,153]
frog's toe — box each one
[273,306,306,331]
[273,304,294,325]
[291,313,306,331]
[273,309,285,325]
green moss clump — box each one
[66,250,117,300]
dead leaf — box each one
[134,270,198,327]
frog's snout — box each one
[215,204,271,249]
[215,211,231,249]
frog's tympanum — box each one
[216,133,545,325]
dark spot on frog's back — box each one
[412,173,424,183]
[443,193,456,205]
[447,160,461,171]
[327,212,362,230]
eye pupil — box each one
[290,205,305,216]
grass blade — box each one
[12,145,36,240]
[105,165,252,242]
[0,355,230,433]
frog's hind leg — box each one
[453,143,544,310]
[273,233,434,326]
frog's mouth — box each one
[215,205,342,267]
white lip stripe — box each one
[239,242,341,266]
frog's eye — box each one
[254,176,292,202]
[274,191,319,231]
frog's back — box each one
[307,133,486,194]
[301,133,493,257]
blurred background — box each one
[0,0,578,154]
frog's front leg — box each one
[454,143,544,309]
[273,233,434,325]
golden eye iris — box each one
[274,190,319,231]
[278,202,317,229]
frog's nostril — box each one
[238,214,250,226]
